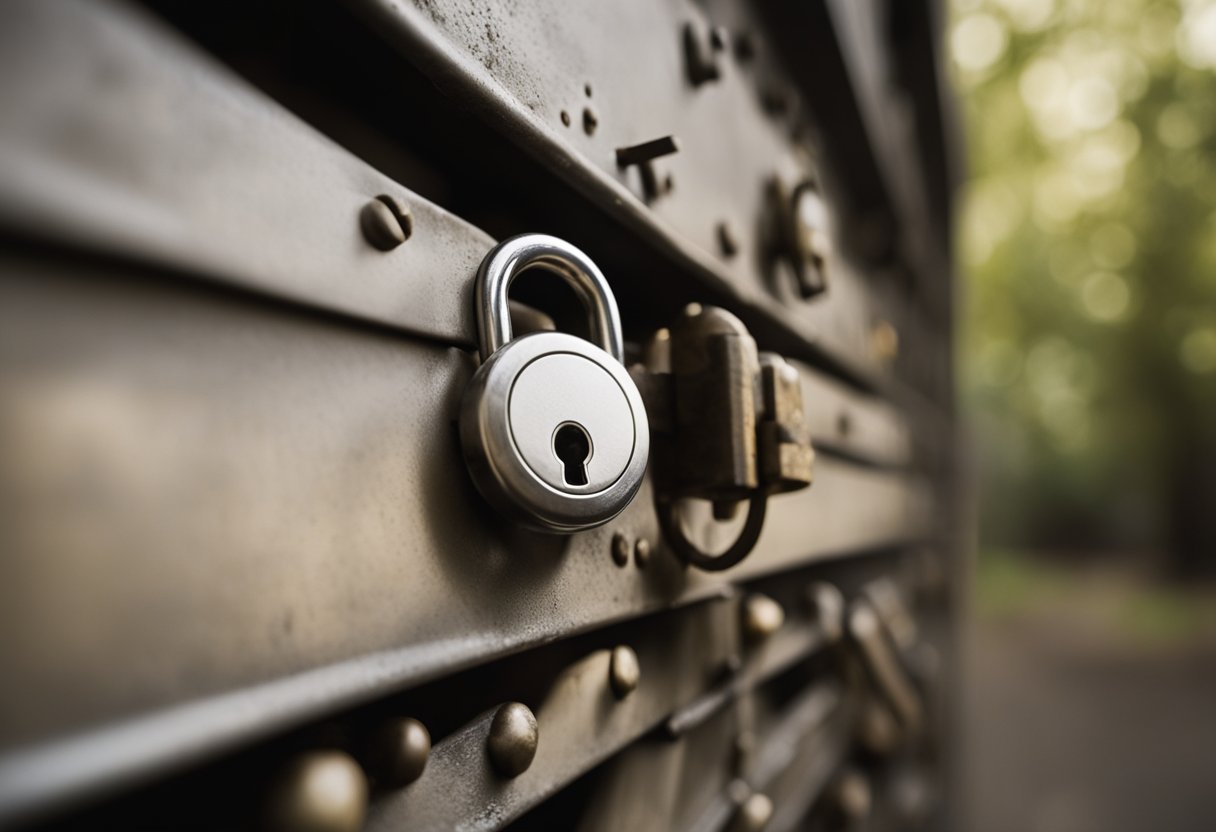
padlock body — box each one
[459,332,649,533]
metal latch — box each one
[637,305,814,570]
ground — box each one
[961,554,1216,832]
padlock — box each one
[459,234,650,533]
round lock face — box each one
[507,352,637,493]
[459,331,650,532]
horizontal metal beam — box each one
[0,257,928,823]
[0,0,489,349]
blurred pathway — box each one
[961,563,1216,832]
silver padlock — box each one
[459,234,650,533]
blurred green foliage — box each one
[976,549,1216,645]
[951,0,1216,571]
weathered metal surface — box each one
[348,0,904,382]
[0,258,925,822]
[0,0,488,348]
[363,598,737,831]
[0,0,957,828]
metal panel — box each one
[365,598,738,832]
[349,0,902,381]
[0,257,925,822]
[0,0,489,348]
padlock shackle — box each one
[475,234,625,364]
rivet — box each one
[742,593,784,642]
[262,750,368,832]
[583,107,599,136]
[609,645,640,698]
[584,83,593,98]
[833,770,872,822]
[806,582,845,644]
[486,702,538,777]
[717,221,739,258]
[859,701,900,756]
[364,717,430,787]
[359,195,412,251]
[560,109,571,127]
[611,533,630,567]
[872,320,899,361]
[730,792,774,832]
[633,537,652,569]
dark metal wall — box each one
[0,0,959,829]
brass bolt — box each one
[859,701,900,756]
[742,593,784,642]
[609,645,640,698]
[262,750,368,832]
[872,320,899,361]
[359,195,412,251]
[611,533,630,567]
[634,537,652,569]
[364,717,430,788]
[832,769,872,822]
[729,792,774,832]
[486,702,538,778]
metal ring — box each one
[475,234,625,363]
[656,493,768,572]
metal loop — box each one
[475,234,625,364]
[656,493,768,572]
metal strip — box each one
[664,622,833,738]
[345,0,897,383]
[0,259,924,822]
[364,599,736,832]
[0,0,488,348]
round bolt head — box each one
[859,701,900,756]
[742,593,784,642]
[487,702,538,778]
[730,792,774,832]
[611,533,630,567]
[634,537,652,568]
[365,717,430,787]
[609,645,640,698]
[262,750,368,832]
[806,582,845,644]
[359,197,411,251]
[833,769,872,822]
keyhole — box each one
[553,422,591,487]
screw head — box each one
[487,702,538,778]
[609,645,640,698]
[730,792,774,832]
[833,769,872,822]
[634,537,652,568]
[359,196,412,251]
[742,593,784,642]
[364,717,430,787]
[262,751,368,832]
